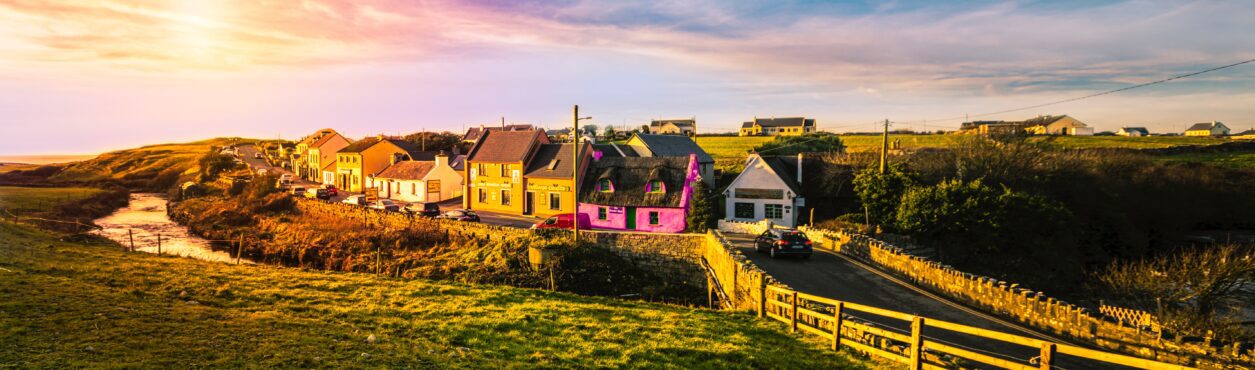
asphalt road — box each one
[724,233,1132,370]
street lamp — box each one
[573,105,592,245]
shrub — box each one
[852,164,916,229]
[686,180,713,233]
[752,133,844,156]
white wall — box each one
[722,156,800,228]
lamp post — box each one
[573,105,592,245]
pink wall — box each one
[578,203,687,233]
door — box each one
[625,207,637,230]
[524,192,535,215]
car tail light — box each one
[804,241,812,246]
[776,240,787,246]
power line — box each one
[894,57,1255,125]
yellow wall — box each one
[336,153,364,192]
[739,125,811,136]
[467,161,525,214]
[525,177,575,218]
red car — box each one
[531,213,590,229]
[322,184,339,196]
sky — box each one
[1,0,1253,155]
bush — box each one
[752,133,844,156]
[852,164,916,229]
[686,180,714,233]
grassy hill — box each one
[0,190,869,369]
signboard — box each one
[365,187,379,202]
[734,188,784,200]
[528,183,571,192]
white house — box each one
[370,153,463,203]
[1117,127,1149,137]
[1185,121,1230,137]
[722,153,805,228]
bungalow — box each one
[1185,121,1230,137]
[461,124,536,143]
[335,136,430,193]
[578,153,700,233]
[370,152,463,203]
[722,153,806,228]
[1231,130,1255,140]
[648,119,697,136]
[1117,127,1149,137]
[622,133,715,186]
[739,117,816,136]
[1023,115,1093,136]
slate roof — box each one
[337,137,432,160]
[630,134,713,163]
[1120,127,1149,135]
[374,161,435,181]
[524,144,577,179]
[759,156,803,195]
[650,119,695,128]
[466,130,547,163]
[591,143,639,158]
[1187,122,1224,131]
[450,155,467,171]
[580,157,691,208]
[742,117,815,129]
[463,124,536,142]
[310,132,345,149]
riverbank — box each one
[0,219,869,368]
[93,193,241,263]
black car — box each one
[436,210,480,222]
[755,228,813,259]
[403,202,441,217]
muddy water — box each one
[93,193,245,263]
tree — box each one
[602,125,617,140]
[196,150,238,182]
[852,164,916,228]
[751,132,844,156]
[686,180,714,232]
[403,131,464,154]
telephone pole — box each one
[879,119,890,174]
[572,105,581,244]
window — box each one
[500,189,511,206]
[765,204,784,219]
[548,193,561,211]
[648,211,660,225]
[500,164,508,177]
[411,183,417,195]
[478,188,487,203]
[597,207,608,220]
[646,180,664,194]
[734,202,754,218]
[598,178,613,192]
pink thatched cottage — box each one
[577,152,700,233]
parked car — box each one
[256,168,269,176]
[322,184,339,196]
[279,174,292,180]
[436,209,480,222]
[305,188,331,200]
[275,178,292,188]
[754,228,813,259]
[368,199,400,212]
[341,195,368,206]
[403,202,441,217]
[287,186,307,196]
[254,153,263,159]
[531,213,589,229]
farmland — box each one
[0,186,103,213]
[696,134,1233,160]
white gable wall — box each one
[722,155,801,228]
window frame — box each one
[734,202,755,219]
[764,204,784,219]
[597,207,608,220]
[500,189,511,206]
[648,211,660,225]
[548,192,562,211]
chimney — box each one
[796,153,803,184]
[435,151,449,168]
[376,134,385,141]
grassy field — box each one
[696,134,1232,159]
[0,219,869,369]
[50,139,235,183]
[0,186,103,213]
[0,163,40,174]
[1155,151,1255,170]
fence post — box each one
[910,316,924,370]
[156,233,162,255]
[1039,342,1056,370]
[128,229,135,252]
[235,234,244,265]
[757,274,766,318]
[707,274,714,308]
[790,291,799,333]
[832,302,844,351]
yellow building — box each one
[464,130,548,214]
[522,143,588,218]
[1185,121,1230,137]
[335,136,429,193]
[738,117,816,136]
[307,131,351,183]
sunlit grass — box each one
[1155,152,1255,170]
[0,220,869,368]
[0,186,103,213]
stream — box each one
[93,193,246,263]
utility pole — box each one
[572,105,580,245]
[879,119,890,174]
[421,128,426,151]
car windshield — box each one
[781,232,809,242]
[424,204,439,210]
[544,217,556,225]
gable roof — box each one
[337,137,432,160]
[374,161,435,181]
[591,143,639,158]
[580,157,692,208]
[338,137,384,153]
[744,117,815,129]
[466,130,548,163]
[1187,122,1226,131]
[629,134,713,163]
[1120,127,1149,134]
[524,144,577,179]
[650,119,695,128]
[450,155,467,171]
[310,132,346,149]
[463,124,536,142]
[759,156,803,195]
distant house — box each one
[370,152,463,203]
[578,154,701,233]
[335,136,432,193]
[739,117,816,136]
[1231,130,1255,140]
[722,153,806,228]
[462,124,536,143]
[1117,127,1150,137]
[1185,121,1230,137]
[648,119,697,136]
[622,133,715,186]
[961,115,1092,136]
[292,128,352,182]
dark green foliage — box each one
[402,131,464,154]
[852,164,915,229]
[686,180,714,233]
[752,133,844,156]
[196,150,237,181]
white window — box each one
[764,204,783,219]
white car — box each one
[368,199,400,212]
[341,195,368,206]
[256,168,269,175]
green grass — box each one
[0,220,868,369]
[1155,152,1255,170]
[697,135,1231,160]
[0,186,103,213]
[1032,135,1229,149]
[50,138,252,185]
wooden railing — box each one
[758,283,1194,370]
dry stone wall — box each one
[582,231,708,290]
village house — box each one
[463,129,550,215]
[305,130,351,183]
[1232,129,1255,140]
[722,153,807,228]
[1117,127,1150,137]
[1185,121,1230,137]
[461,124,536,144]
[739,117,817,136]
[647,119,697,136]
[521,143,588,218]
[370,152,463,203]
[335,136,430,193]
[578,153,700,233]
[961,115,1092,136]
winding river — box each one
[93,193,245,263]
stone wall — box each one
[797,225,1254,368]
[701,231,780,310]
[582,230,708,290]
[716,219,771,235]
